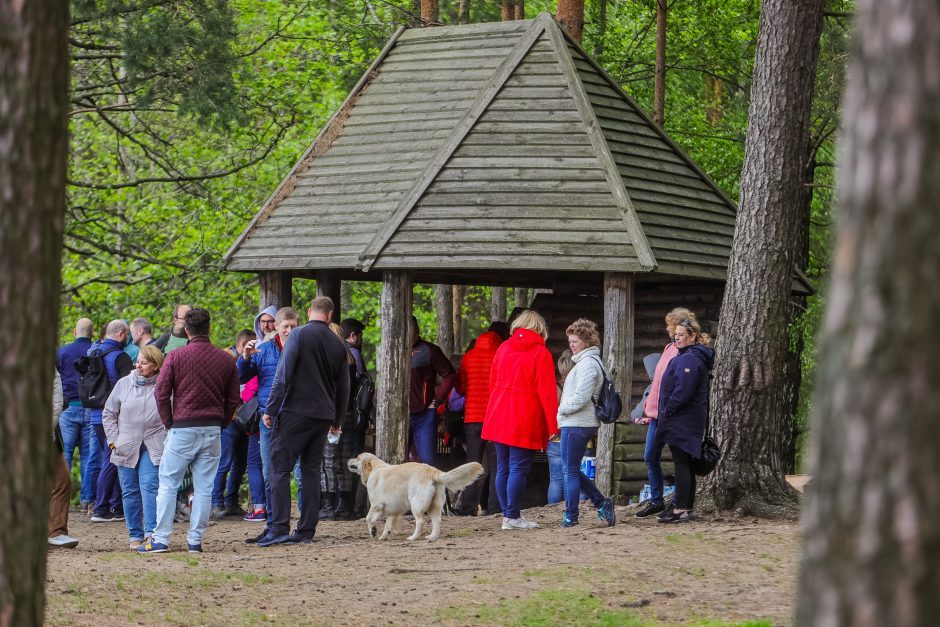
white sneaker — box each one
[501,517,540,530]
[48,534,79,548]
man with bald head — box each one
[154,304,192,354]
[87,320,135,522]
[57,317,98,508]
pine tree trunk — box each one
[420,0,439,23]
[555,0,584,43]
[514,287,529,308]
[513,1,524,20]
[594,0,608,57]
[0,0,69,623]
[653,0,667,127]
[458,0,470,24]
[435,284,454,359]
[452,285,466,351]
[702,0,824,516]
[500,0,513,21]
[798,0,940,622]
[491,287,507,322]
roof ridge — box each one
[542,19,656,271]
[358,15,554,271]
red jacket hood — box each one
[507,328,547,351]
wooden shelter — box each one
[224,14,784,501]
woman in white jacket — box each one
[102,345,166,549]
[557,319,616,528]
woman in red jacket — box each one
[482,310,559,530]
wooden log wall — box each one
[531,278,723,502]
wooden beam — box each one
[596,272,634,497]
[376,270,414,464]
[317,270,342,323]
[259,271,292,311]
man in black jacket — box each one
[257,296,350,546]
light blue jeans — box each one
[59,405,97,503]
[153,427,221,547]
[644,419,665,505]
[117,447,159,542]
[546,440,564,504]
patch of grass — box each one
[437,588,648,626]
[170,553,201,566]
[449,528,474,538]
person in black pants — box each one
[652,317,714,523]
[256,296,350,547]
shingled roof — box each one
[224,13,737,280]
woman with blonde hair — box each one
[102,344,166,548]
[482,310,559,530]
[556,319,615,527]
[634,307,695,519]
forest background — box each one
[62,0,850,470]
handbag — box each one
[692,434,721,476]
[234,396,261,435]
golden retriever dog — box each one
[347,453,484,542]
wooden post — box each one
[376,270,413,464]
[317,270,341,323]
[452,285,466,351]
[514,287,529,308]
[491,286,507,321]
[435,284,454,358]
[259,271,292,311]
[597,272,634,498]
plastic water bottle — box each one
[327,429,341,445]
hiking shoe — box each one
[224,504,248,517]
[188,543,203,553]
[635,501,666,518]
[89,511,113,523]
[256,532,294,548]
[210,506,227,520]
[243,508,267,522]
[658,508,694,524]
[501,517,539,530]
[560,514,579,528]
[597,497,616,527]
[137,540,169,554]
[48,534,79,548]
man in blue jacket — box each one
[56,317,96,509]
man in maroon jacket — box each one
[139,308,240,554]
[408,316,457,467]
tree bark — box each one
[491,286,507,322]
[514,287,529,308]
[597,273,633,497]
[435,284,454,358]
[704,75,724,125]
[702,0,824,516]
[259,271,292,311]
[798,1,940,623]
[420,0,439,23]
[452,285,466,352]
[513,1,524,20]
[458,0,470,24]
[555,0,584,43]
[594,0,608,57]
[0,0,69,623]
[376,271,413,465]
[500,0,512,21]
[653,0,667,127]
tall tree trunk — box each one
[594,0,608,57]
[705,75,724,125]
[653,0,667,127]
[452,285,466,351]
[514,287,529,308]
[501,0,513,21]
[435,284,454,359]
[458,0,470,24]
[513,1,524,19]
[798,1,940,622]
[491,287,507,322]
[420,0,439,23]
[0,0,69,623]
[556,0,584,43]
[703,0,824,515]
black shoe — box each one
[657,504,674,520]
[89,510,113,523]
[635,501,666,518]
[244,529,269,544]
[287,533,314,544]
[318,492,337,521]
[257,532,295,548]
[658,508,693,524]
[334,491,357,520]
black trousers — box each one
[269,414,331,537]
[454,422,486,515]
[669,445,697,510]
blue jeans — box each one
[644,419,665,505]
[409,408,437,465]
[213,421,247,508]
[153,426,221,547]
[246,433,265,507]
[117,447,159,541]
[561,427,604,521]
[546,440,564,504]
[59,405,97,503]
[260,422,303,525]
[494,443,535,519]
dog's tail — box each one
[441,462,484,491]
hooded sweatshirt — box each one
[254,305,278,342]
[654,343,715,458]
[557,346,604,429]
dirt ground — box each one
[46,503,799,626]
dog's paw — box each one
[407,534,420,541]
[368,526,377,540]
[426,534,439,542]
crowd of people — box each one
[48,297,714,552]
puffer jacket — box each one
[102,373,166,468]
[482,328,559,451]
[457,331,503,424]
[654,343,715,458]
[557,346,603,428]
[236,337,282,415]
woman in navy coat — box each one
[654,317,714,523]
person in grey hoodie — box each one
[556,318,615,528]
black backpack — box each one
[589,356,623,424]
[353,371,375,429]
[74,346,120,409]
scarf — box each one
[133,373,158,387]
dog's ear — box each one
[361,457,373,477]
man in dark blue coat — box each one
[56,317,96,508]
